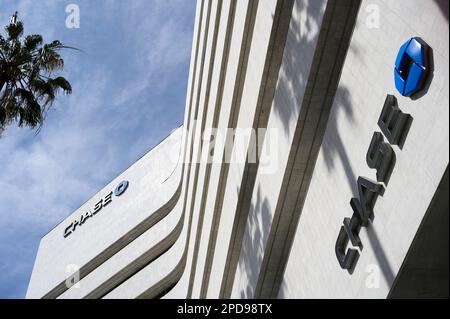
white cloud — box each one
[112,0,194,106]
[0,69,112,226]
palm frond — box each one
[14,88,42,127]
[24,34,43,52]
[1,13,74,133]
[37,47,65,72]
[5,21,24,40]
[48,76,72,95]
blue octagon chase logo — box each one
[114,180,129,197]
[394,37,430,97]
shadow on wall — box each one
[271,0,325,137]
[235,0,400,298]
[237,186,272,299]
[234,0,326,299]
[321,84,397,286]
[322,81,399,286]
[234,0,325,299]
[321,87,358,196]
[434,0,449,21]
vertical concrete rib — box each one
[255,0,362,298]
[200,0,259,298]
[219,0,295,298]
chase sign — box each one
[394,37,430,97]
[63,180,129,238]
[335,37,433,271]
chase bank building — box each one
[27,0,449,299]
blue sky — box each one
[0,0,196,298]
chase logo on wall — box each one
[394,37,430,97]
[335,37,433,272]
[63,180,129,238]
[114,180,129,197]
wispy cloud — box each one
[113,1,195,106]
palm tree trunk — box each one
[0,62,4,91]
[0,74,5,94]
[0,78,6,106]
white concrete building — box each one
[27,0,449,299]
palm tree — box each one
[0,12,74,134]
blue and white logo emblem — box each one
[114,180,129,197]
[394,37,430,97]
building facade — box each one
[27,0,449,299]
